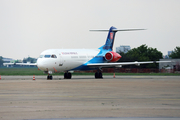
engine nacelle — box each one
[105,51,121,62]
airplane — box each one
[3,26,170,79]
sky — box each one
[0,0,180,59]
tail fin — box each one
[90,26,145,51]
[103,26,117,50]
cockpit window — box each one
[51,54,57,58]
[44,55,51,58]
[40,54,57,58]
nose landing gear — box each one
[46,71,53,80]
[47,75,53,80]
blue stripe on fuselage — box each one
[70,47,111,71]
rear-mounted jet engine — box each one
[105,51,121,62]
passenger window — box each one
[51,54,57,58]
[44,55,51,58]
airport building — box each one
[159,59,180,72]
[2,58,14,63]
[163,51,173,59]
[168,51,173,56]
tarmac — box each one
[0,75,180,120]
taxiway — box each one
[0,76,180,120]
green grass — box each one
[0,67,180,76]
[0,67,44,75]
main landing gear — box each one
[64,72,72,79]
[95,71,103,79]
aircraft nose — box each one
[37,59,47,71]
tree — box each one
[118,44,163,68]
[169,46,180,58]
[0,56,4,67]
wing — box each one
[87,61,171,68]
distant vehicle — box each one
[4,26,171,79]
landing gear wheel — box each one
[49,75,53,80]
[95,72,103,79]
[47,75,53,80]
[64,72,72,79]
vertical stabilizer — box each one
[103,26,117,50]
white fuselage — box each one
[37,49,100,73]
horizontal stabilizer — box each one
[90,26,146,51]
[90,28,146,32]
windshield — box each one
[51,54,57,58]
[39,54,57,58]
[44,55,51,58]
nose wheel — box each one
[47,75,53,80]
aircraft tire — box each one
[95,72,103,79]
[64,73,67,79]
[95,72,98,78]
[64,72,72,79]
[49,75,53,80]
[47,75,53,80]
[99,72,103,78]
[68,73,72,79]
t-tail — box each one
[90,26,145,51]
[103,26,117,50]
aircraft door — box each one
[59,54,63,66]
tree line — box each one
[117,45,180,68]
